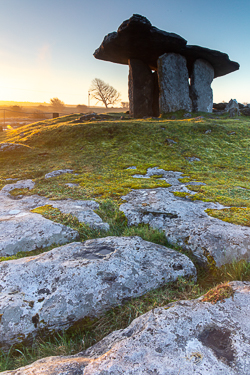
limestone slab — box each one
[3,282,250,374]
[0,236,196,351]
[120,168,250,266]
[0,181,109,256]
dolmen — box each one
[94,14,239,117]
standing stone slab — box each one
[0,236,196,351]
[3,282,250,375]
[190,59,214,112]
[158,53,192,113]
[128,59,158,118]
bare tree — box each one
[121,101,129,109]
[89,78,120,108]
[50,98,65,112]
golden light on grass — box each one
[6,125,13,130]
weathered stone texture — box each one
[190,59,214,112]
[3,282,250,374]
[0,180,109,256]
[0,236,196,351]
[120,168,250,266]
[158,53,192,113]
[128,59,159,118]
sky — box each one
[0,0,249,106]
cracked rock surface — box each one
[120,168,250,266]
[0,180,109,256]
[0,236,196,351]
[3,281,250,375]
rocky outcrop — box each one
[190,59,214,112]
[0,180,109,256]
[0,236,196,351]
[3,281,250,374]
[225,99,240,117]
[158,53,192,113]
[120,168,250,266]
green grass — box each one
[1,112,250,371]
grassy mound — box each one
[1,112,250,371]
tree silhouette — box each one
[89,78,120,108]
[50,98,65,112]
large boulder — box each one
[0,236,196,351]
[190,59,214,112]
[225,99,240,117]
[3,281,250,374]
[94,14,239,77]
[120,168,250,266]
[158,53,192,113]
[0,180,109,256]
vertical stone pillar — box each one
[128,59,158,118]
[190,59,214,112]
[157,53,192,113]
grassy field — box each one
[0,111,250,371]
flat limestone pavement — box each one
[0,236,196,351]
[120,168,250,266]
[2,282,249,374]
[0,180,109,256]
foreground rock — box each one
[0,236,196,351]
[120,168,250,266]
[3,282,250,374]
[0,180,109,256]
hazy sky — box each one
[0,0,249,105]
